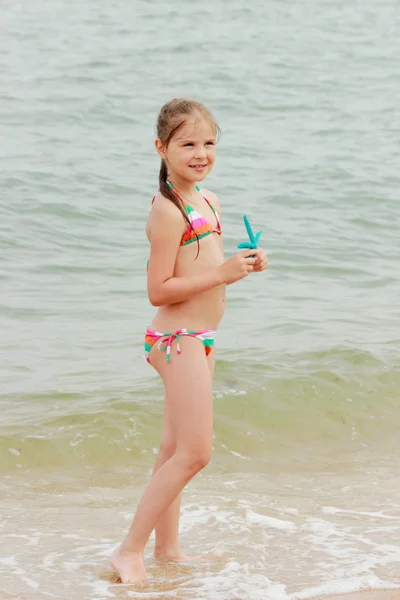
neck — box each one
[167,175,199,199]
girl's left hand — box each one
[253,247,268,272]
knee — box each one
[158,438,176,460]
[177,449,212,476]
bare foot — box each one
[154,549,207,562]
[110,545,148,585]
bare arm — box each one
[147,195,257,307]
[146,197,225,307]
[149,267,225,307]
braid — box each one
[158,158,200,259]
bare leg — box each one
[110,338,214,584]
[153,351,215,560]
[152,398,182,559]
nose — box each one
[195,145,207,159]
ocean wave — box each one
[1,349,398,474]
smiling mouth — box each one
[190,164,207,168]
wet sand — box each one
[1,589,399,600]
[316,591,400,600]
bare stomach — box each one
[151,284,226,332]
[150,236,226,333]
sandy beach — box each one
[2,0,400,598]
[316,591,400,600]
[2,589,400,600]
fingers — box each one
[241,248,260,258]
[253,249,266,264]
[245,256,256,265]
[253,259,268,271]
[253,249,268,269]
[242,261,254,276]
[235,248,265,279]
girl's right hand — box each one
[218,249,259,285]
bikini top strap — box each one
[196,186,222,232]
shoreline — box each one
[2,590,400,600]
[314,591,400,600]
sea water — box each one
[1,0,399,598]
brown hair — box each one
[156,98,221,257]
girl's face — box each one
[157,117,217,184]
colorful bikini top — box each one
[180,186,222,246]
[152,184,222,247]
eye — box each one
[206,141,215,146]
[183,142,194,147]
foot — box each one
[154,548,206,562]
[110,545,148,586]
[154,550,192,561]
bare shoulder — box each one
[146,192,185,240]
[201,188,221,212]
[147,193,183,228]
[150,192,183,219]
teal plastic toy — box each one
[237,215,263,252]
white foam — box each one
[227,389,247,396]
[246,509,296,530]
[291,574,396,599]
[190,561,288,600]
[21,575,40,589]
[306,518,338,536]
[321,506,341,514]
[8,447,20,456]
[41,552,61,567]
[322,506,399,520]
[62,561,81,571]
[230,450,250,460]
[70,437,82,447]
[223,480,239,488]
[75,542,112,555]
[90,578,116,598]
[282,507,299,515]
[0,555,18,566]
[107,583,178,597]
[180,506,236,530]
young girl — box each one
[111,98,268,585]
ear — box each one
[154,139,166,159]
